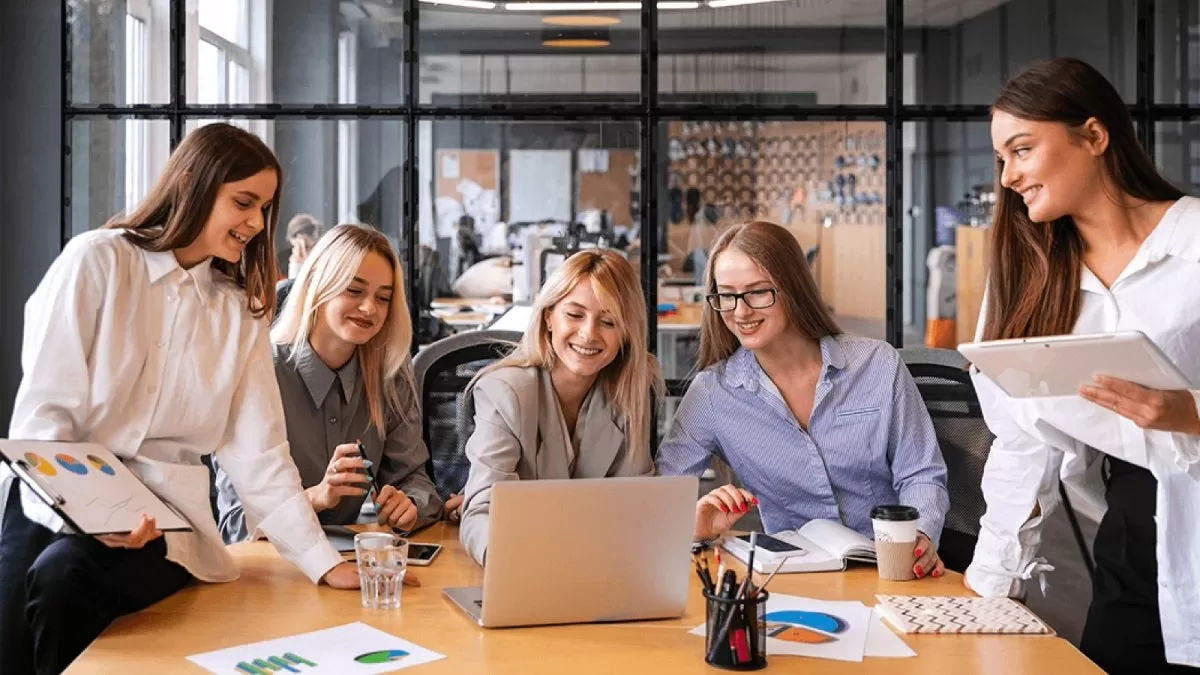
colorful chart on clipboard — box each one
[0,440,190,534]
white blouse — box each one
[3,229,343,584]
[966,196,1200,667]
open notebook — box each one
[721,519,876,574]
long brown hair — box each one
[474,249,664,461]
[984,58,1184,340]
[697,221,840,371]
[104,123,283,319]
[273,224,414,435]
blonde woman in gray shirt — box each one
[215,224,442,543]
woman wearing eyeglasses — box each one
[656,221,950,580]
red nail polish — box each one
[915,565,924,578]
[914,549,923,558]
[933,569,942,578]
[720,505,729,513]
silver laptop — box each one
[443,475,698,628]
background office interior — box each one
[1,0,1200,641]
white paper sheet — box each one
[866,607,916,658]
[690,594,873,662]
[186,622,445,675]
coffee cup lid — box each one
[870,505,919,521]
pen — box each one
[742,532,758,598]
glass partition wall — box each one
[63,0,1200,439]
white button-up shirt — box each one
[965,196,1200,667]
[3,229,343,584]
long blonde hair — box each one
[272,224,414,434]
[477,249,664,460]
[697,221,841,370]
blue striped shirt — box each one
[657,335,950,546]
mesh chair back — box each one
[900,347,993,572]
[412,330,522,498]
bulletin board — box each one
[436,150,499,200]
[576,149,639,229]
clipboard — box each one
[0,439,192,535]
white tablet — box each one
[957,331,1193,398]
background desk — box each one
[68,524,1100,674]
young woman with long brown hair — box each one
[656,220,949,581]
[457,249,663,565]
[966,58,1200,672]
[0,123,359,675]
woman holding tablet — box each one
[656,220,950,581]
[0,124,358,675]
[968,57,1200,672]
[457,249,663,566]
[213,224,442,543]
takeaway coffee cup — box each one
[870,505,920,581]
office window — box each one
[338,31,360,225]
[124,13,151,209]
[69,119,172,237]
[659,0,887,107]
[69,0,168,104]
[906,0,1136,105]
[194,0,252,104]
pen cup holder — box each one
[703,589,768,671]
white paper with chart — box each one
[186,622,445,674]
[0,440,190,534]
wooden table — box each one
[68,524,1100,674]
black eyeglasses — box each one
[705,288,778,312]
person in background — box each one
[966,57,1200,672]
[286,213,323,280]
[215,224,443,543]
[0,123,358,675]
[457,249,664,565]
[657,220,949,581]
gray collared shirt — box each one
[214,342,442,543]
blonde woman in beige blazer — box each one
[459,249,664,565]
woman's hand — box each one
[1079,376,1200,434]
[375,485,419,531]
[96,514,162,549]
[443,493,464,523]
[694,484,758,541]
[912,532,945,580]
[306,443,370,512]
[321,562,361,589]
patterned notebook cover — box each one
[875,595,1053,635]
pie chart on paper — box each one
[85,454,117,476]
[54,454,89,476]
[764,610,849,644]
[354,649,409,664]
[23,452,57,477]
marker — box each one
[357,440,379,501]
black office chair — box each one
[900,347,1094,580]
[411,330,522,500]
[900,347,993,573]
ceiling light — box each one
[658,1,700,6]
[508,2,639,10]
[542,15,622,25]
[707,0,787,7]
[542,27,611,47]
[421,0,497,8]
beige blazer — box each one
[459,365,653,564]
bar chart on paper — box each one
[187,623,444,674]
[234,653,318,675]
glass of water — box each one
[354,532,408,609]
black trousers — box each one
[1078,458,1197,673]
[0,481,192,675]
